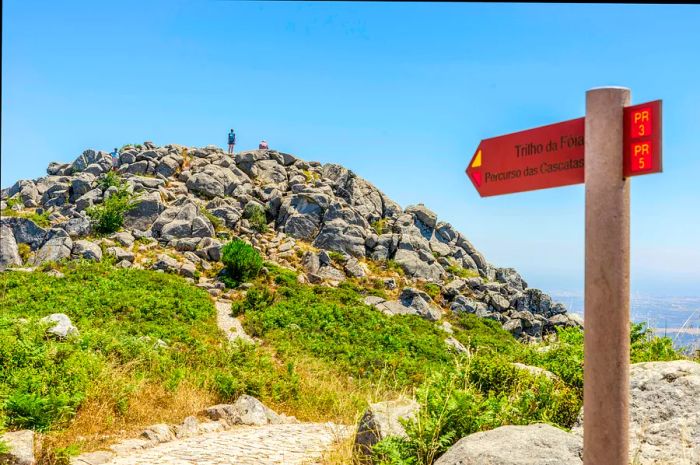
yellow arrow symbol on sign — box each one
[471,149,482,168]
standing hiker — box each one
[259,140,269,150]
[110,147,119,170]
[228,129,236,155]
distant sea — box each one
[548,291,700,354]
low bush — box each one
[243,203,268,233]
[240,279,453,387]
[372,356,581,465]
[221,239,263,287]
[371,218,390,235]
[445,264,480,279]
[87,179,140,234]
[97,171,121,190]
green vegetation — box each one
[5,197,23,210]
[383,259,406,276]
[96,171,121,190]
[421,283,441,300]
[302,169,320,184]
[87,176,140,234]
[371,218,390,235]
[0,203,51,228]
[446,264,480,280]
[327,251,346,264]
[221,239,264,287]
[199,206,224,232]
[242,203,268,233]
[240,275,452,387]
[373,357,580,465]
[0,261,298,433]
[372,319,686,465]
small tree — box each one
[243,203,268,233]
[221,239,263,286]
[87,181,140,234]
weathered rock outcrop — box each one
[434,424,582,465]
[1,142,578,338]
[573,360,700,465]
[354,398,420,459]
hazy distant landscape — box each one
[550,291,700,352]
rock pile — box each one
[1,143,580,339]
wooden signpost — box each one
[465,88,663,465]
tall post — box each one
[584,87,631,465]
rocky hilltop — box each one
[0,143,581,339]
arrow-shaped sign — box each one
[465,100,662,197]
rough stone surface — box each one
[355,398,420,457]
[40,313,79,339]
[573,360,700,465]
[75,423,350,465]
[0,429,36,465]
[204,395,290,426]
[72,240,103,261]
[435,424,582,465]
[0,225,22,270]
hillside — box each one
[0,143,694,465]
[1,143,580,340]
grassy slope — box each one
[0,260,689,465]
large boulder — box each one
[0,429,36,465]
[354,398,420,458]
[69,149,112,174]
[0,225,22,270]
[32,229,73,265]
[151,202,214,241]
[405,204,438,230]
[71,240,102,261]
[123,192,165,231]
[573,360,700,465]
[0,217,47,250]
[435,424,582,465]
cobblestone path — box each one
[99,423,351,465]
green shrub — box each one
[87,183,140,234]
[97,171,121,190]
[17,243,31,263]
[243,203,268,233]
[328,251,346,263]
[384,259,406,276]
[0,209,51,228]
[422,283,441,300]
[241,279,452,387]
[446,264,480,279]
[371,218,390,235]
[5,196,23,209]
[221,240,263,286]
[372,357,581,465]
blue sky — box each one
[3,1,699,296]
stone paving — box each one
[99,422,351,465]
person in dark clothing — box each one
[228,129,236,154]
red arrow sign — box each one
[465,100,662,197]
[466,117,585,197]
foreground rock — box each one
[0,430,36,465]
[204,394,296,426]
[354,398,420,459]
[39,313,79,339]
[573,359,700,465]
[435,424,582,465]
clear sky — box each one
[3,1,699,296]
